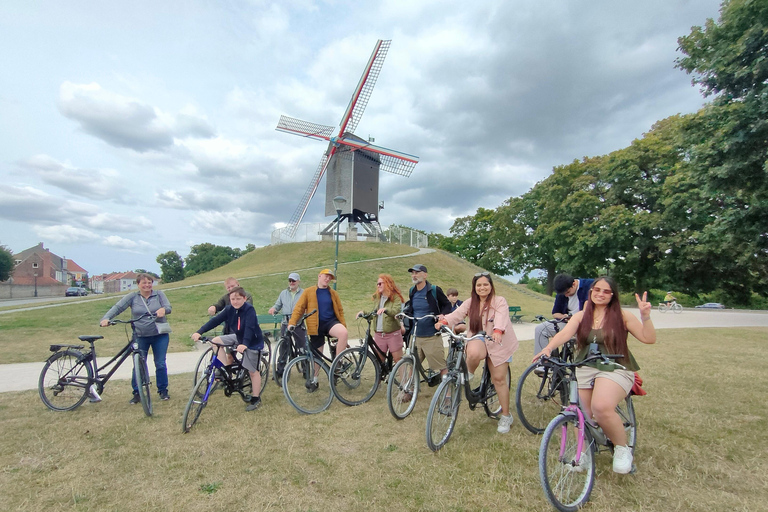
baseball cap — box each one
[319,268,335,278]
[289,272,300,281]
[408,264,427,273]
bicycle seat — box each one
[78,335,104,342]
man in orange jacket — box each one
[289,268,348,359]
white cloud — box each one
[34,225,102,244]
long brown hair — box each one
[575,276,628,360]
[372,274,404,303]
[468,273,495,334]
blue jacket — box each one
[551,278,595,316]
[196,301,264,351]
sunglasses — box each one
[592,287,613,295]
[474,272,490,277]
[288,279,297,283]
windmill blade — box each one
[283,152,332,238]
[335,136,419,177]
[338,39,391,136]
[276,115,335,142]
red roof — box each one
[66,259,87,273]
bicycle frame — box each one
[396,313,442,385]
[442,328,496,410]
[352,312,393,380]
[199,339,253,402]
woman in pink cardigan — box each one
[439,272,519,433]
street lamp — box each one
[33,272,38,298]
[332,195,347,290]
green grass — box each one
[0,242,554,364]
[0,327,766,511]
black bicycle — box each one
[425,325,511,452]
[329,311,394,406]
[182,336,269,432]
[193,329,271,387]
[38,316,153,416]
[516,319,576,434]
[386,313,443,420]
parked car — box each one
[65,287,88,297]
[695,302,725,309]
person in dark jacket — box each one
[533,274,595,356]
[402,264,452,376]
[192,287,264,411]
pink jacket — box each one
[444,295,518,367]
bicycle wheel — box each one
[483,365,511,419]
[615,396,638,459]
[425,376,460,452]
[182,373,213,433]
[539,413,596,512]
[673,303,683,314]
[193,347,213,386]
[133,352,153,417]
[516,362,567,434]
[387,356,419,419]
[258,349,269,395]
[330,347,381,406]
[38,350,93,411]
[282,355,333,414]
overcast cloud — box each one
[0,0,722,275]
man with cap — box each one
[403,264,452,377]
[288,269,349,370]
[207,277,253,335]
[269,272,306,380]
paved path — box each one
[5,308,767,393]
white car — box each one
[695,303,725,309]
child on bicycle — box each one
[192,287,265,412]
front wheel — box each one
[387,356,419,419]
[672,303,683,314]
[182,373,213,433]
[483,364,511,419]
[133,352,153,417]
[425,376,461,452]
[330,347,381,406]
[516,362,568,434]
[193,347,213,386]
[539,413,596,512]
[38,350,93,411]
[282,355,333,414]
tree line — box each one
[432,0,767,306]
[156,243,255,283]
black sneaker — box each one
[129,393,141,405]
[305,379,319,393]
[159,390,170,401]
[334,360,352,377]
[245,396,261,411]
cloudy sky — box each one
[0,0,723,275]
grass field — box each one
[1,327,765,511]
[0,242,554,365]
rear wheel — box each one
[483,364,511,419]
[282,355,333,414]
[133,352,153,417]
[539,413,595,512]
[614,396,638,466]
[330,347,380,406]
[425,376,460,452]
[658,304,666,313]
[38,350,93,411]
[516,362,567,434]
[387,357,419,419]
[182,374,213,433]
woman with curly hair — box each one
[357,274,406,363]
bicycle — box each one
[329,311,394,406]
[193,328,272,386]
[658,301,682,313]
[516,318,576,434]
[182,336,270,432]
[425,325,511,452]
[280,309,339,414]
[538,346,638,512]
[386,313,443,420]
[38,316,153,416]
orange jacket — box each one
[289,286,346,335]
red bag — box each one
[631,372,647,396]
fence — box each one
[271,223,428,249]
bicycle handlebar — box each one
[105,313,156,326]
[288,309,317,331]
[438,324,490,343]
[395,312,438,322]
[541,350,626,371]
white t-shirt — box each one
[567,281,580,314]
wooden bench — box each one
[257,314,284,340]
[509,306,524,324]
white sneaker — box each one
[613,445,633,474]
[497,414,514,434]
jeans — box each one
[132,333,169,394]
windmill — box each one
[275,39,419,241]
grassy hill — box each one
[0,241,553,364]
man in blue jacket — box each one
[192,287,265,411]
[533,274,595,356]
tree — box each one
[134,269,160,279]
[0,244,14,282]
[156,251,184,283]
[675,0,768,302]
[183,243,240,277]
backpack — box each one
[409,284,437,302]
